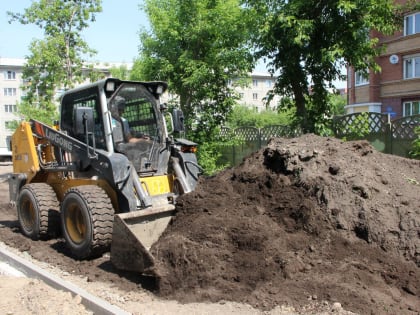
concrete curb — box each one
[0,245,131,315]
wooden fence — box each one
[218,125,302,166]
[218,113,420,166]
[332,112,420,157]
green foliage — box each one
[342,112,371,141]
[242,0,404,133]
[8,0,102,123]
[227,105,292,129]
[227,90,344,134]
[312,91,347,136]
[187,126,232,175]
[132,0,253,140]
[109,64,130,80]
[132,0,254,175]
[410,126,420,159]
[18,99,59,125]
[329,92,347,116]
[84,63,109,82]
[6,121,19,132]
[196,141,229,176]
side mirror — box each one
[73,107,94,136]
[172,109,185,132]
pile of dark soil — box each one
[151,134,420,314]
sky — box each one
[0,0,147,63]
[0,1,346,88]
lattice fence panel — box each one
[392,114,420,139]
[219,126,232,138]
[260,125,302,141]
[333,112,388,138]
[234,127,260,141]
[220,125,302,142]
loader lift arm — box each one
[33,118,150,212]
[30,116,100,173]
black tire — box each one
[60,185,114,259]
[17,183,60,240]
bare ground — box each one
[0,134,419,315]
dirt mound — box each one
[151,134,420,314]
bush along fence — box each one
[218,112,420,167]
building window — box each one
[4,71,16,80]
[252,93,258,100]
[355,70,369,86]
[404,56,420,79]
[404,12,420,36]
[3,88,17,96]
[4,105,17,113]
[403,101,420,116]
[265,79,272,88]
[5,121,14,129]
[252,79,258,87]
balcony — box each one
[381,77,420,98]
[381,33,420,55]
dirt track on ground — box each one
[0,134,419,314]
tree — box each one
[329,92,346,116]
[109,64,130,80]
[242,0,410,133]
[8,0,102,124]
[131,0,253,140]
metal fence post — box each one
[387,113,392,154]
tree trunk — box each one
[179,90,193,133]
[291,81,308,132]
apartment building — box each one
[346,0,420,119]
[0,58,278,158]
[0,58,25,158]
[233,72,280,112]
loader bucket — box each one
[110,205,175,275]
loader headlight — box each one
[105,81,116,92]
[181,145,197,153]
[156,84,164,95]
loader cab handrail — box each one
[73,106,97,159]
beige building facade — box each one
[233,72,280,112]
[0,58,25,158]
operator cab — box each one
[60,78,169,174]
[108,82,168,174]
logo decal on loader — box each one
[45,129,73,152]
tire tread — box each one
[63,185,114,258]
[18,183,60,239]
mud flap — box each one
[110,205,175,275]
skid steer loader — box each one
[8,78,201,275]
